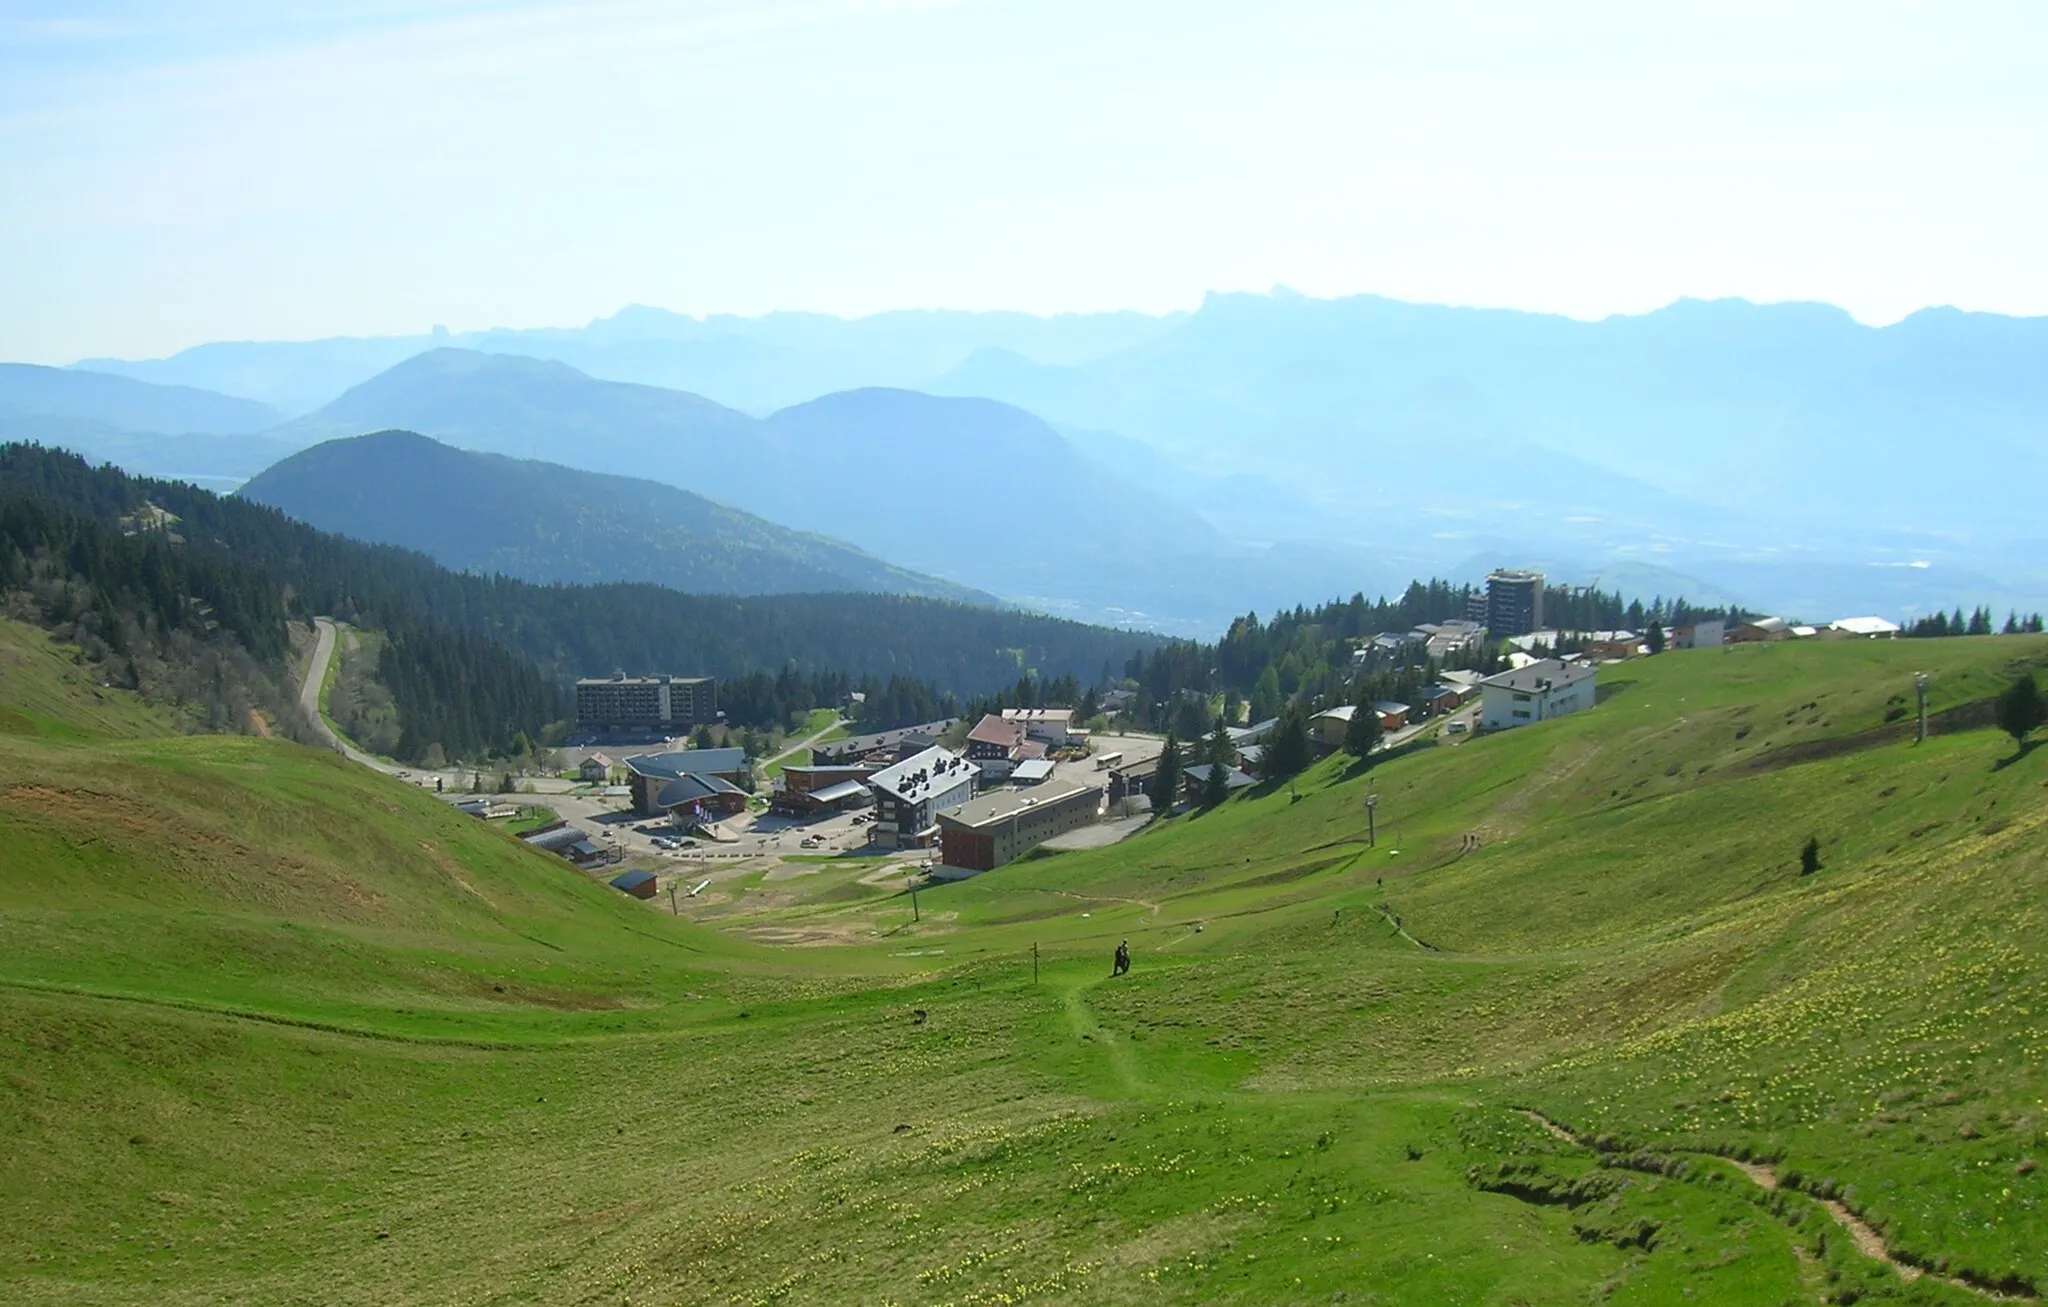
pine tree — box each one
[1248,666,1283,724]
[1799,836,1821,876]
[1343,695,1383,760]
[1646,620,1666,655]
[1201,757,1229,809]
[1149,731,1183,814]
[1206,714,1237,769]
[1259,705,1313,780]
[1996,672,2046,750]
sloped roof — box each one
[610,869,656,892]
[869,746,976,804]
[656,773,746,808]
[625,748,747,779]
[1229,718,1279,744]
[1479,658,1597,694]
[524,825,589,850]
[1182,763,1256,790]
[967,714,1026,747]
[937,778,1097,829]
[815,719,959,758]
[1001,708,1073,726]
[808,779,871,803]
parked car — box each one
[1446,721,1468,735]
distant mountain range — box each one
[40,290,2048,622]
[0,364,299,491]
[76,307,1184,417]
[0,363,295,489]
[261,349,1365,631]
[239,430,993,602]
[0,361,281,433]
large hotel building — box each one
[574,674,717,734]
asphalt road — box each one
[299,617,383,769]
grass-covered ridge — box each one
[4,622,2045,1305]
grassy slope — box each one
[4,625,2046,1305]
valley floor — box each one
[4,626,2046,1305]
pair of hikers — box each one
[1112,939,1131,976]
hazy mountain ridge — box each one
[76,306,1186,416]
[239,430,995,602]
[260,350,1489,631]
[51,291,2048,620]
[1,361,282,434]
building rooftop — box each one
[610,869,657,892]
[868,746,975,804]
[656,773,747,809]
[1831,616,1902,636]
[817,718,959,758]
[1001,707,1073,722]
[577,674,711,687]
[967,714,1027,748]
[1011,758,1056,783]
[1371,701,1411,715]
[937,779,1097,830]
[1181,762,1256,791]
[807,779,872,804]
[524,825,590,851]
[624,748,747,779]
[1313,704,1357,723]
[1480,658,1598,694]
[1229,717,1279,744]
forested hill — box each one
[238,431,993,603]
[0,445,1156,756]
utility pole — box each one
[908,866,920,923]
[1033,941,1040,984]
[1915,673,1930,744]
[667,883,678,915]
[1366,793,1379,847]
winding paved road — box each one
[299,618,384,769]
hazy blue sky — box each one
[3,0,2043,363]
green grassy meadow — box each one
[4,619,2047,1305]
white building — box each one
[866,746,977,848]
[1827,616,1901,639]
[1000,708,1076,746]
[1671,619,1725,649]
[1479,659,1599,731]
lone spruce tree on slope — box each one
[1343,695,1383,762]
[1202,716,1235,809]
[1150,730,1183,815]
[1996,672,2046,752]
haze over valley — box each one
[11,288,2046,631]
[5,5,2047,1305]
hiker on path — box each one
[1113,939,1131,976]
